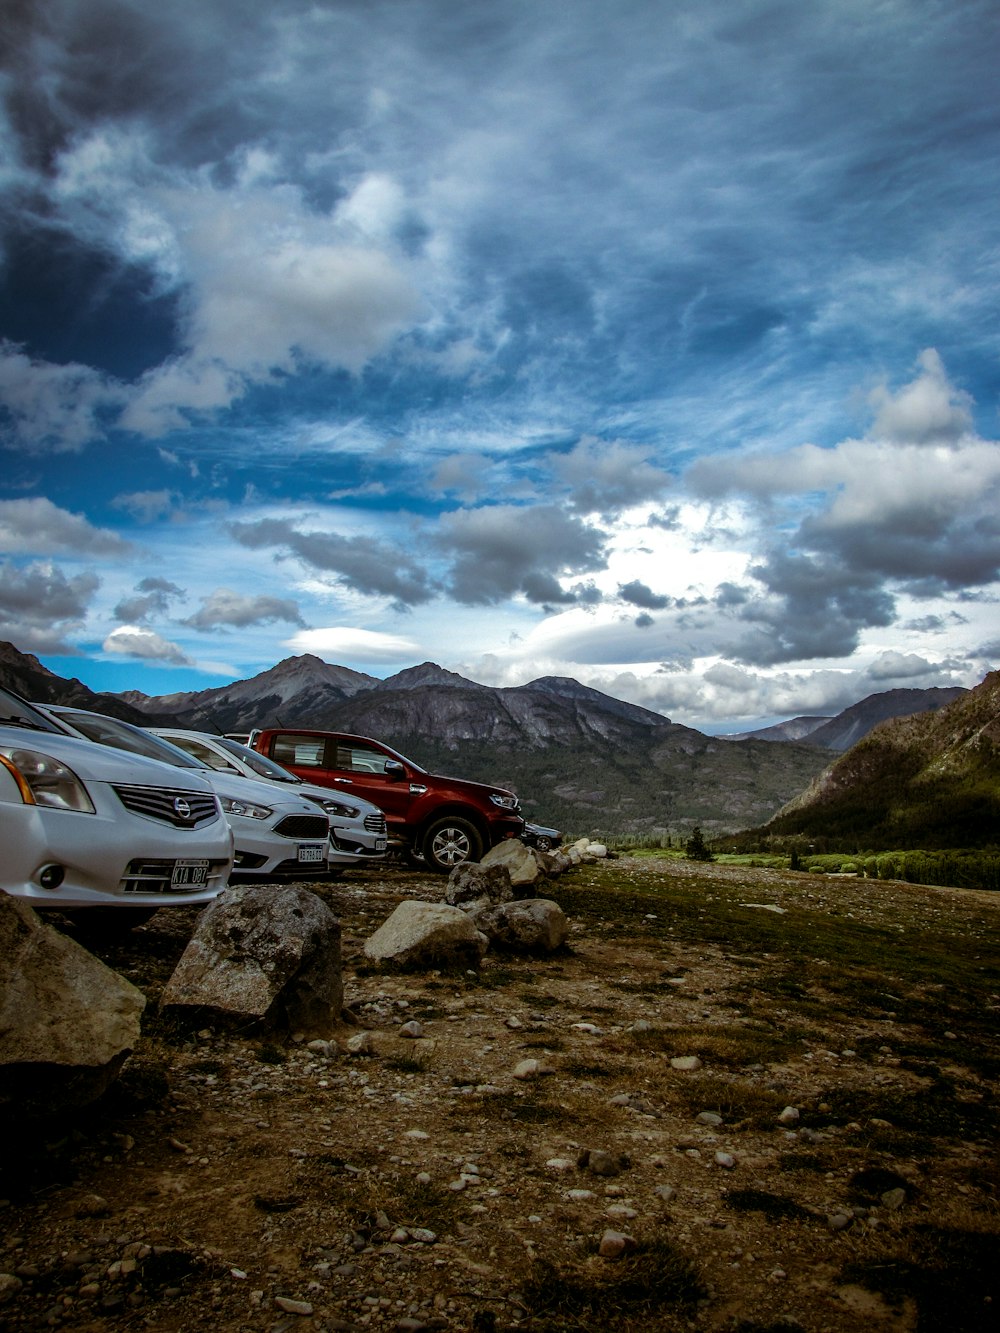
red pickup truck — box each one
[246,727,523,872]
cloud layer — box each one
[0,1,997,727]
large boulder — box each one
[160,885,342,1036]
[480,838,543,887]
[0,893,146,1118]
[364,901,487,970]
[444,861,515,910]
[472,897,570,953]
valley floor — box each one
[2,858,999,1332]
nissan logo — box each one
[173,796,192,821]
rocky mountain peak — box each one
[380,662,478,691]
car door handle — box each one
[333,777,353,784]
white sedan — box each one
[1,686,233,922]
[40,705,332,879]
[149,729,388,870]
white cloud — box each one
[103,625,193,665]
[285,627,420,661]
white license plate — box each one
[171,859,209,888]
[375,839,387,852]
[297,844,325,863]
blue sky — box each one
[1,0,999,731]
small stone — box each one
[274,1296,314,1315]
[582,1149,621,1178]
[881,1187,907,1210]
[697,1111,723,1127]
[346,1031,374,1055]
[0,1275,23,1306]
[714,1151,736,1169]
[567,1189,595,1201]
[399,1020,424,1039]
[410,1228,437,1244]
[828,1210,854,1231]
[598,1229,636,1259]
[545,1158,576,1173]
[777,1106,800,1126]
[653,1184,675,1202]
[670,1055,702,1071]
[513,1058,553,1080]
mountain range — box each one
[749,670,1000,850]
[1,640,984,842]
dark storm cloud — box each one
[437,504,607,606]
[229,518,436,610]
[113,576,185,623]
[618,580,671,611]
[183,588,305,631]
[0,560,99,653]
[732,549,896,665]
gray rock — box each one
[480,839,543,887]
[0,893,145,1117]
[471,898,569,952]
[160,884,342,1036]
[598,1229,636,1258]
[444,862,514,909]
[364,901,487,969]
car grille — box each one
[120,859,227,894]
[112,785,220,828]
[273,814,330,839]
[364,811,387,834]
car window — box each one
[167,735,241,772]
[55,709,205,768]
[272,735,326,768]
[217,737,300,782]
[334,742,391,774]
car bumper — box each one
[1,801,232,909]
[228,814,330,876]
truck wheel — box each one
[422,818,482,872]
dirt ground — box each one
[2,856,999,1333]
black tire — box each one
[533,834,554,852]
[421,817,483,873]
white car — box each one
[149,729,388,870]
[41,705,332,879]
[0,686,233,923]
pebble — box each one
[777,1106,800,1126]
[714,1151,736,1169]
[598,1229,636,1259]
[512,1058,554,1080]
[274,1296,314,1315]
[697,1111,723,1127]
[399,1020,424,1039]
[670,1055,702,1071]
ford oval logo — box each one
[173,796,192,821]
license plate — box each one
[171,859,209,888]
[375,839,387,852]
[297,844,325,863]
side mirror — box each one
[384,759,406,781]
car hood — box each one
[294,781,383,817]
[429,770,521,808]
[0,724,217,791]
[202,771,327,815]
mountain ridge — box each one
[750,671,1000,849]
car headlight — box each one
[320,799,360,819]
[220,796,273,820]
[0,747,96,813]
[489,792,519,811]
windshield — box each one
[216,736,302,782]
[54,708,208,769]
[0,686,65,733]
